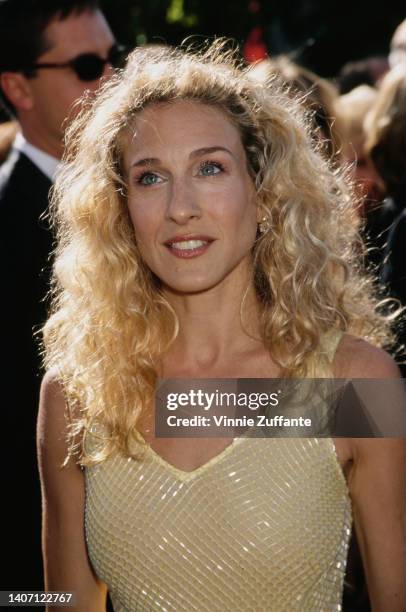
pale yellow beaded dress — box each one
[84,331,352,611]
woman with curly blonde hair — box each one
[37,41,406,611]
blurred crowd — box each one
[0,1,405,609]
[249,18,406,375]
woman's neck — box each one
[162,275,263,373]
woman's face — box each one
[124,100,259,295]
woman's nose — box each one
[166,181,202,224]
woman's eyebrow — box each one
[131,147,234,168]
[131,157,158,168]
[189,146,235,159]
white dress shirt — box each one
[13,132,60,181]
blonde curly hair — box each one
[43,40,393,464]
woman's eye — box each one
[199,162,224,177]
[138,172,162,186]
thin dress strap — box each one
[323,329,344,364]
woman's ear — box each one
[0,72,35,111]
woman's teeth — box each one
[170,240,208,250]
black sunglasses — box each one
[30,44,126,81]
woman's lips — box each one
[164,237,214,259]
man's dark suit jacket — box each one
[1,149,53,590]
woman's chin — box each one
[161,275,225,297]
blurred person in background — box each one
[337,57,389,94]
[335,85,388,272]
[364,64,406,374]
[0,0,117,591]
[249,56,343,163]
[336,84,381,207]
[389,17,406,68]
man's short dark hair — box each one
[0,0,99,115]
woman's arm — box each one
[37,371,107,612]
[336,336,406,611]
[349,437,406,611]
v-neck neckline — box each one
[134,430,245,482]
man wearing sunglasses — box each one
[0,0,118,596]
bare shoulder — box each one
[37,368,78,469]
[37,374,108,607]
[333,335,405,465]
[333,333,401,379]
[38,368,66,435]
[331,339,406,612]
[39,367,66,406]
